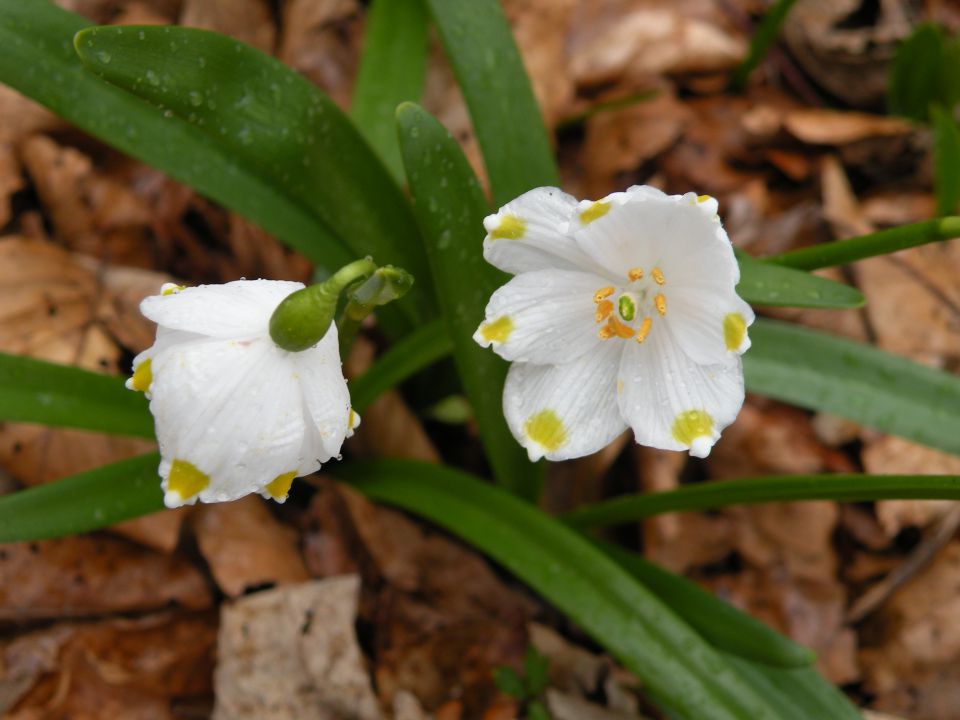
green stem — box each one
[562,474,960,530]
[766,217,960,271]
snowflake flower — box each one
[127,280,359,508]
[473,186,753,461]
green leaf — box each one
[0,453,163,543]
[564,474,960,529]
[767,216,960,270]
[493,666,528,700]
[731,0,799,91]
[72,24,432,323]
[424,0,559,205]
[940,36,960,111]
[888,23,944,122]
[0,2,352,274]
[397,103,539,499]
[0,352,153,437]
[340,458,790,720]
[736,252,864,308]
[523,646,551,696]
[351,0,429,184]
[746,319,960,457]
[595,541,815,668]
[933,104,960,216]
[527,700,551,720]
[723,655,861,720]
[349,318,453,413]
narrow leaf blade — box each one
[0,352,153,437]
[349,318,453,413]
[425,0,559,204]
[933,105,960,216]
[746,319,960,457]
[736,252,864,308]
[340,459,788,720]
[0,2,352,271]
[0,453,163,543]
[351,0,429,183]
[397,103,539,498]
[73,25,432,321]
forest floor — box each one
[2,1,960,718]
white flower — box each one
[473,186,754,461]
[127,280,359,508]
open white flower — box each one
[473,186,753,461]
[127,280,359,508]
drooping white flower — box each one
[473,186,753,461]
[127,280,359,508]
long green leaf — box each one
[888,23,946,122]
[349,318,452,413]
[731,0,799,91]
[736,252,863,308]
[596,541,815,668]
[397,102,539,499]
[424,0,558,205]
[723,656,862,720]
[0,352,153,437]
[0,2,351,272]
[564,474,960,529]
[767,217,960,270]
[73,24,432,322]
[351,0,429,183]
[0,453,163,542]
[340,459,787,720]
[933,105,960,216]
[747,319,960,457]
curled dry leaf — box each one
[863,436,960,537]
[782,0,911,108]
[213,576,382,720]
[0,536,211,621]
[193,496,310,598]
[2,611,216,718]
[569,0,746,87]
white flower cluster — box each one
[129,185,752,507]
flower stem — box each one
[765,216,960,271]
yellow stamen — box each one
[265,471,296,500]
[723,312,747,351]
[161,284,186,296]
[524,410,567,452]
[593,286,615,304]
[598,324,615,340]
[654,293,667,316]
[607,316,635,339]
[697,194,713,204]
[130,358,153,393]
[652,268,665,285]
[579,200,611,224]
[628,267,644,282]
[167,459,210,501]
[595,300,613,323]
[490,214,526,240]
[479,315,514,344]
[635,317,652,343]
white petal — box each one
[668,290,755,365]
[473,269,608,365]
[292,322,351,469]
[483,187,606,275]
[572,191,737,292]
[617,323,744,458]
[503,341,627,461]
[141,279,304,339]
[150,336,307,507]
